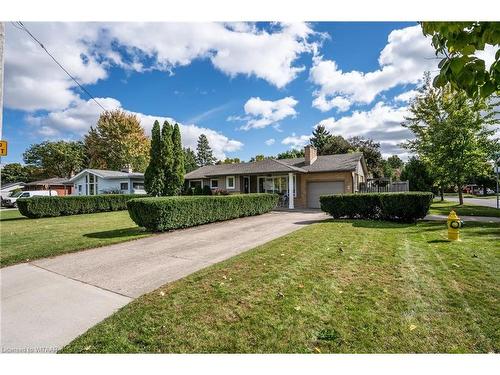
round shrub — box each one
[320,192,433,223]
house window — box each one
[133,182,144,190]
[258,175,297,197]
[210,179,219,188]
[78,185,82,193]
[86,174,98,195]
[189,180,202,188]
[120,182,129,191]
[226,176,235,189]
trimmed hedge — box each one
[127,193,279,232]
[320,192,433,223]
[17,194,148,218]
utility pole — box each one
[0,22,4,141]
[0,22,4,188]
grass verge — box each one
[62,220,499,353]
[0,209,150,267]
[430,200,500,218]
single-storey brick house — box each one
[23,177,73,196]
[184,146,368,209]
[68,167,145,195]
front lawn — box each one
[430,200,500,218]
[0,210,150,267]
[63,220,499,353]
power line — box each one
[14,21,107,112]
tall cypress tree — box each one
[161,120,174,195]
[144,120,164,196]
[196,134,216,167]
[171,123,185,195]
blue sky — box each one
[3,21,449,164]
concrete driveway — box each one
[1,210,327,352]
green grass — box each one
[62,220,500,353]
[430,200,500,218]
[0,209,150,267]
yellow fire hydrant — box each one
[447,210,463,241]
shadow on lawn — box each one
[0,216,27,222]
[84,227,146,239]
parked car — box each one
[1,190,58,208]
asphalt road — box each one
[446,196,499,209]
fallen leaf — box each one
[281,253,285,256]
[409,324,417,331]
[314,347,322,353]
[222,275,227,280]
[294,306,301,311]
[298,284,304,289]
[159,291,165,296]
[277,291,285,298]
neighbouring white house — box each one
[69,166,145,196]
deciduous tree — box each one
[421,22,500,98]
[403,75,499,204]
[23,140,86,178]
[84,110,149,172]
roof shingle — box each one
[185,153,364,179]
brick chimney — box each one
[304,145,317,165]
[121,164,133,173]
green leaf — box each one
[462,44,476,55]
[480,80,496,98]
[450,58,464,75]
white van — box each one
[1,190,58,208]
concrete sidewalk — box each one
[1,210,327,352]
[424,214,500,223]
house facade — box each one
[184,146,368,209]
[68,168,145,196]
[23,178,73,195]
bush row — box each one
[17,194,148,218]
[319,192,433,223]
[127,193,278,232]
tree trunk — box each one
[458,186,464,205]
[440,186,444,201]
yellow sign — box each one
[0,140,7,156]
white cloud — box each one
[27,97,243,160]
[5,23,108,111]
[265,138,275,146]
[476,44,497,70]
[281,133,310,149]
[310,25,437,112]
[394,89,419,102]
[5,22,319,113]
[236,96,299,130]
[315,101,412,157]
[312,95,351,112]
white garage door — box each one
[307,181,345,208]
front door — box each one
[243,176,250,193]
